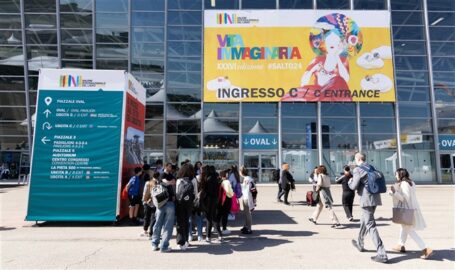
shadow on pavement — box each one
[231,210,298,227]
[387,248,455,263]
[0,226,16,231]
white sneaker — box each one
[205,238,211,243]
[161,247,172,253]
[151,245,159,251]
[184,242,190,248]
[218,236,223,242]
[222,229,231,235]
[198,236,203,242]
[178,244,187,251]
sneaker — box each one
[151,245,159,251]
[178,244,187,251]
[351,239,365,252]
[205,238,211,243]
[348,217,354,222]
[308,218,317,225]
[241,229,253,235]
[228,214,236,221]
[284,202,290,205]
[198,236,203,242]
[420,248,434,259]
[370,255,388,263]
[277,199,283,203]
[218,236,223,242]
[140,231,149,237]
[331,223,341,228]
[161,247,172,253]
[240,227,247,233]
[222,229,231,235]
[184,242,190,248]
[392,245,406,253]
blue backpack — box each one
[359,165,386,194]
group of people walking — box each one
[125,160,257,252]
[126,152,434,262]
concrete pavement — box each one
[1,184,454,269]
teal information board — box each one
[26,89,123,221]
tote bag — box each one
[392,201,415,226]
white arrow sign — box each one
[243,139,249,145]
[41,136,51,144]
[43,109,51,118]
[272,139,277,145]
[42,122,52,130]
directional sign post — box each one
[439,135,455,151]
[243,134,279,150]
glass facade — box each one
[0,0,453,183]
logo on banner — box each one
[128,80,138,95]
[216,13,259,25]
[59,75,106,88]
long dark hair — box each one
[395,168,413,186]
[199,165,208,191]
[229,165,240,183]
[316,165,327,175]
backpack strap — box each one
[359,165,371,172]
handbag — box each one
[230,194,240,214]
[392,200,415,226]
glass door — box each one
[440,154,455,183]
[244,152,277,182]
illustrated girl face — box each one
[325,31,342,54]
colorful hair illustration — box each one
[309,13,363,57]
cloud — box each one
[361,74,393,93]
[356,52,384,69]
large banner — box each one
[204,10,395,102]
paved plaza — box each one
[1,184,454,269]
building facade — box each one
[0,0,454,183]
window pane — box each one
[96,0,127,12]
[361,118,396,134]
[0,107,26,120]
[203,135,238,149]
[393,26,425,40]
[132,27,164,43]
[96,13,127,28]
[434,72,455,88]
[62,60,92,69]
[0,62,24,76]
[169,0,202,10]
[401,150,436,182]
[24,0,56,12]
[145,120,163,134]
[437,103,455,119]
[430,26,455,41]
[145,104,164,119]
[243,103,277,117]
[282,118,317,133]
[167,135,200,149]
[95,28,128,43]
[242,0,276,9]
[0,15,21,29]
[167,120,200,133]
[322,134,358,149]
[96,44,128,58]
[0,136,28,150]
[438,119,455,134]
[317,0,349,9]
[432,57,455,72]
[428,0,455,11]
[392,11,423,25]
[280,0,312,9]
[60,0,93,12]
[27,45,58,58]
[428,12,455,27]
[26,30,58,44]
[60,13,92,28]
[321,103,356,117]
[391,0,422,10]
[204,0,239,9]
[396,71,429,86]
[431,42,455,57]
[144,135,163,150]
[393,41,426,55]
[400,118,432,133]
[401,137,435,150]
[395,56,428,71]
[25,14,56,29]
[399,103,431,117]
[204,103,239,117]
[0,77,25,91]
[167,57,201,72]
[168,41,201,57]
[354,0,385,9]
[243,118,277,133]
[360,103,394,117]
[132,12,165,27]
[362,134,397,149]
[282,103,316,117]
[62,45,92,60]
[397,86,430,102]
[167,72,201,88]
[0,122,28,135]
[282,133,317,149]
[131,58,164,73]
[168,103,201,118]
[0,46,23,59]
[0,0,20,13]
[132,43,164,58]
[0,92,25,106]
[321,118,357,133]
[168,26,202,41]
[167,88,201,102]
[61,29,92,44]
[132,0,165,11]
[96,59,127,70]
[168,11,202,25]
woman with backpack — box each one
[218,170,234,236]
[175,164,198,250]
[335,165,355,221]
[239,166,255,234]
[189,167,205,242]
[389,168,433,259]
[308,165,341,228]
[201,165,222,243]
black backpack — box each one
[176,177,195,208]
[272,169,281,182]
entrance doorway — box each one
[440,154,455,183]
[244,152,277,183]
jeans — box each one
[189,213,204,239]
[143,204,156,234]
[151,202,175,250]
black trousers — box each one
[176,204,192,246]
[205,203,221,238]
[277,184,283,200]
[143,204,156,233]
[278,184,291,203]
[342,191,355,219]
[217,197,232,231]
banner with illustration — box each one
[204,10,396,102]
